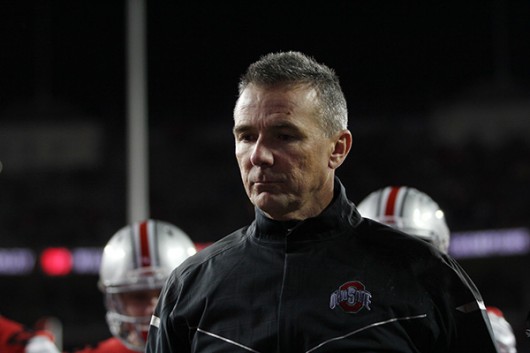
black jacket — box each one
[146,179,498,353]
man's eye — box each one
[238,134,256,142]
[278,134,295,141]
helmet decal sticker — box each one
[384,186,400,218]
[139,221,152,267]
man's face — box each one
[113,288,161,349]
[119,288,160,317]
[233,83,340,221]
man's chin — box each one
[253,194,282,212]
[252,194,296,220]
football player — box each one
[1,219,196,353]
[0,315,59,353]
[357,186,449,253]
[80,219,196,352]
[486,306,517,353]
[358,186,517,353]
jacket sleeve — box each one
[146,271,191,353]
[441,255,499,353]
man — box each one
[0,315,59,353]
[1,219,195,353]
[146,51,499,352]
[75,219,196,352]
[358,185,517,353]
[356,186,450,254]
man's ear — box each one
[329,130,352,169]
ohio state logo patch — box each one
[329,280,372,313]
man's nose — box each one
[250,139,274,167]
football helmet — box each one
[487,306,517,353]
[357,186,450,253]
[98,219,196,351]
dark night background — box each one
[1,1,529,350]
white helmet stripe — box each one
[130,223,139,269]
[395,187,409,218]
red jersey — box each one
[73,337,135,353]
[0,315,55,353]
[1,315,137,353]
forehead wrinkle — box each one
[237,100,297,117]
[234,100,296,129]
[236,88,300,112]
[234,85,319,134]
[233,119,299,135]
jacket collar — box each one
[251,177,362,243]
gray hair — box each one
[237,51,348,136]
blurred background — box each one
[1,0,529,351]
